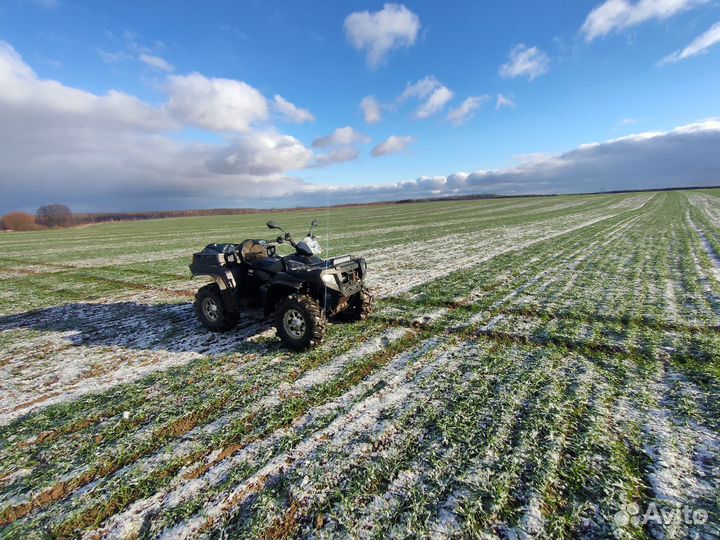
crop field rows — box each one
[0,191,719,539]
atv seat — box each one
[250,257,283,273]
[240,239,268,262]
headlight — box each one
[321,273,337,286]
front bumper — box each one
[320,258,364,296]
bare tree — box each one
[36,204,74,228]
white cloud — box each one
[371,135,415,156]
[0,41,311,212]
[499,44,550,81]
[620,117,638,125]
[415,87,454,119]
[400,76,454,119]
[447,95,490,125]
[659,21,720,64]
[4,42,720,212]
[309,119,720,202]
[313,147,360,168]
[360,95,382,124]
[496,94,515,110]
[272,94,315,124]
[309,126,366,167]
[399,76,438,100]
[165,72,268,133]
[581,0,707,41]
[139,53,174,72]
[312,126,370,148]
[205,132,312,175]
[0,42,172,130]
[344,3,421,69]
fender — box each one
[189,265,241,313]
[263,278,303,315]
[272,270,311,285]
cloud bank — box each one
[1,42,719,212]
[331,120,720,202]
[0,41,313,211]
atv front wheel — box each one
[275,294,326,350]
[194,283,240,332]
[341,286,374,322]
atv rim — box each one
[202,297,219,322]
[283,308,306,339]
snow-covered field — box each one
[0,191,719,539]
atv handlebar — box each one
[281,232,298,248]
[266,220,321,255]
[266,222,298,247]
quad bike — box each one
[189,220,372,350]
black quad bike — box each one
[189,220,372,350]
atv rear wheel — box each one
[341,286,374,322]
[275,294,326,350]
[194,283,240,332]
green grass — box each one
[1,190,719,539]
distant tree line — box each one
[71,208,281,224]
[1,204,357,231]
[1,185,718,232]
[70,203,387,224]
[0,205,303,231]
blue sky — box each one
[1,0,719,212]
